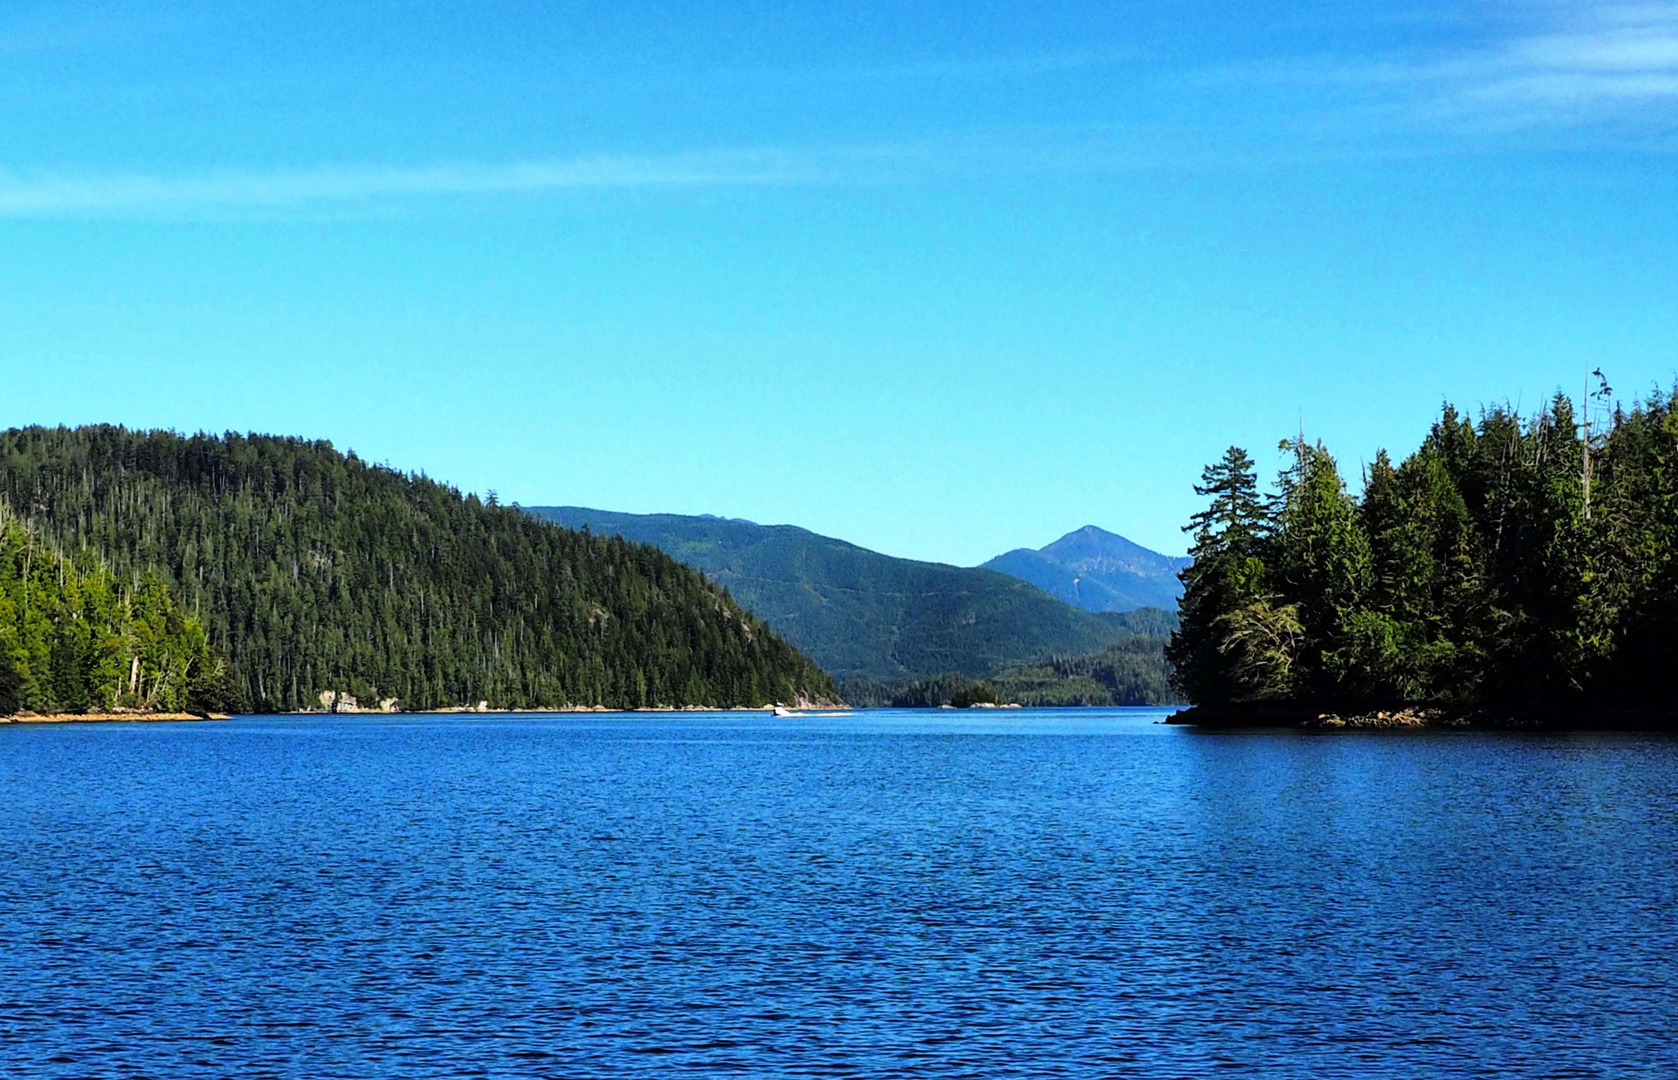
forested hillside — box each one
[0,513,225,715]
[877,632,1180,709]
[1171,388,1678,723]
[841,607,1180,707]
[525,507,1132,680]
[0,427,835,713]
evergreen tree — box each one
[1269,437,1370,702]
[1168,447,1272,702]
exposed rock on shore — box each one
[1168,703,1675,731]
[1307,709,1460,728]
[3,710,230,724]
[1168,703,1470,728]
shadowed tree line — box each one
[1170,386,1678,720]
[0,426,835,713]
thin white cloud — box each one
[0,132,1239,218]
[17,5,1674,221]
[1198,2,1678,140]
[0,149,837,216]
[1467,3,1678,112]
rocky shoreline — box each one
[1166,705,1451,728]
[1167,703,1677,731]
[2,710,231,724]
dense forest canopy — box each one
[876,634,1180,709]
[0,512,225,715]
[838,608,1181,708]
[1170,386,1678,717]
[0,426,835,713]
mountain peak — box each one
[981,527,1187,614]
[523,505,1130,681]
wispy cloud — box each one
[9,6,1672,220]
[0,132,1232,218]
[0,148,844,216]
[1199,2,1678,142]
[1458,3,1678,120]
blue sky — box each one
[3,1,1675,562]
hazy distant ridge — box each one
[524,507,1133,681]
[982,526,1189,613]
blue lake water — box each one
[2,708,1675,1078]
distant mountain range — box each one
[523,508,1167,683]
[982,526,1189,613]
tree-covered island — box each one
[1169,385,1678,729]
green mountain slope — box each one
[524,507,1132,680]
[0,427,834,712]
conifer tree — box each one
[1168,446,1272,702]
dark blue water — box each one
[2,710,1674,1078]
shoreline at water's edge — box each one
[2,705,854,723]
[1167,703,1678,731]
[349,703,852,716]
[3,711,232,724]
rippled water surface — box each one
[3,709,1675,1077]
